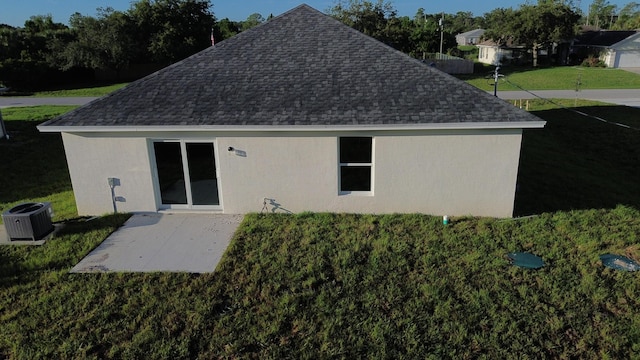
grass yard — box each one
[460,66,640,91]
[0,101,639,358]
[0,106,79,222]
[32,83,128,97]
[1,83,128,97]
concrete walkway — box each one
[71,213,243,273]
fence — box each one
[423,53,474,74]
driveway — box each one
[71,212,243,273]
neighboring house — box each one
[38,4,545,218]
[571,30,640,68]
[476,39,527,65]
[456,29,485,46]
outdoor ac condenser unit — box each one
[2,202,54,241]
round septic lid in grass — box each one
[600,254,640,272]
[507,252,545,269]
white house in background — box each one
[601,32,640,68]
[570,30,639,67]
[476,39,528,66]
[38,4,545,218]
[455,29,485,46]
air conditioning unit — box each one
[2,202,54,241]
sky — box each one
[0,0,631,28]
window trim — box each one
[338,136,374,196]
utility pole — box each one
[439,13,444,60]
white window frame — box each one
[338,136,374,196]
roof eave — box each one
[37,121,546,134]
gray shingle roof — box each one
[42,4,542,128]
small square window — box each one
[339,137,372,193]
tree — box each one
[215,18,241,40]
[586,0,617,28]
[484,2,580,67]
[128,0,215,64]
[0,15,70,88]
[611,2,640,29]
[410,10,440,58]
[483,8,518,46]
[241,13,264,31]
[51,8,135,77]
[329,0,396,41]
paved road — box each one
[492,89,640,108]
[1,89,639,109]
[0,96,98,109]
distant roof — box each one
[573,30,638,47]
[41,4,543,130]
[457,29,485,38]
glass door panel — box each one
[153,142,188,205]
[186,143,219,206]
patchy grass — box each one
[1,210,640,358]
[0,103,639,358]
[460,66,640,91]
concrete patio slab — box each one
[71,212,243,273]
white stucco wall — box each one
[217,130,523,217]
[61,133,157,215]
[62,128,524,218]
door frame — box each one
[149,138,223,211]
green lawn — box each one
[459,66,640,91]
[33,83,128,97]
[0,106,79,222]
[0,102,639,358]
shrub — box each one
[581,56,606,68]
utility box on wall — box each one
[2,202,54,241]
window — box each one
[339,137,373,193]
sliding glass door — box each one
[152,140,220,209]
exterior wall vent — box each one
[2,202,54,241]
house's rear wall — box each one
[61,133,157,215]
[62,129,523,218]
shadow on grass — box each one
[0,120,71,205]
[514,105,640,216]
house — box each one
[477,39,528,66]
[38,4,545,218]
[570,30,640,68]
[455,29,485,46]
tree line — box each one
[1,0,638,90]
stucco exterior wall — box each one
[61,133,157,215]
[217,130,522,217]
[62,129,524,218]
